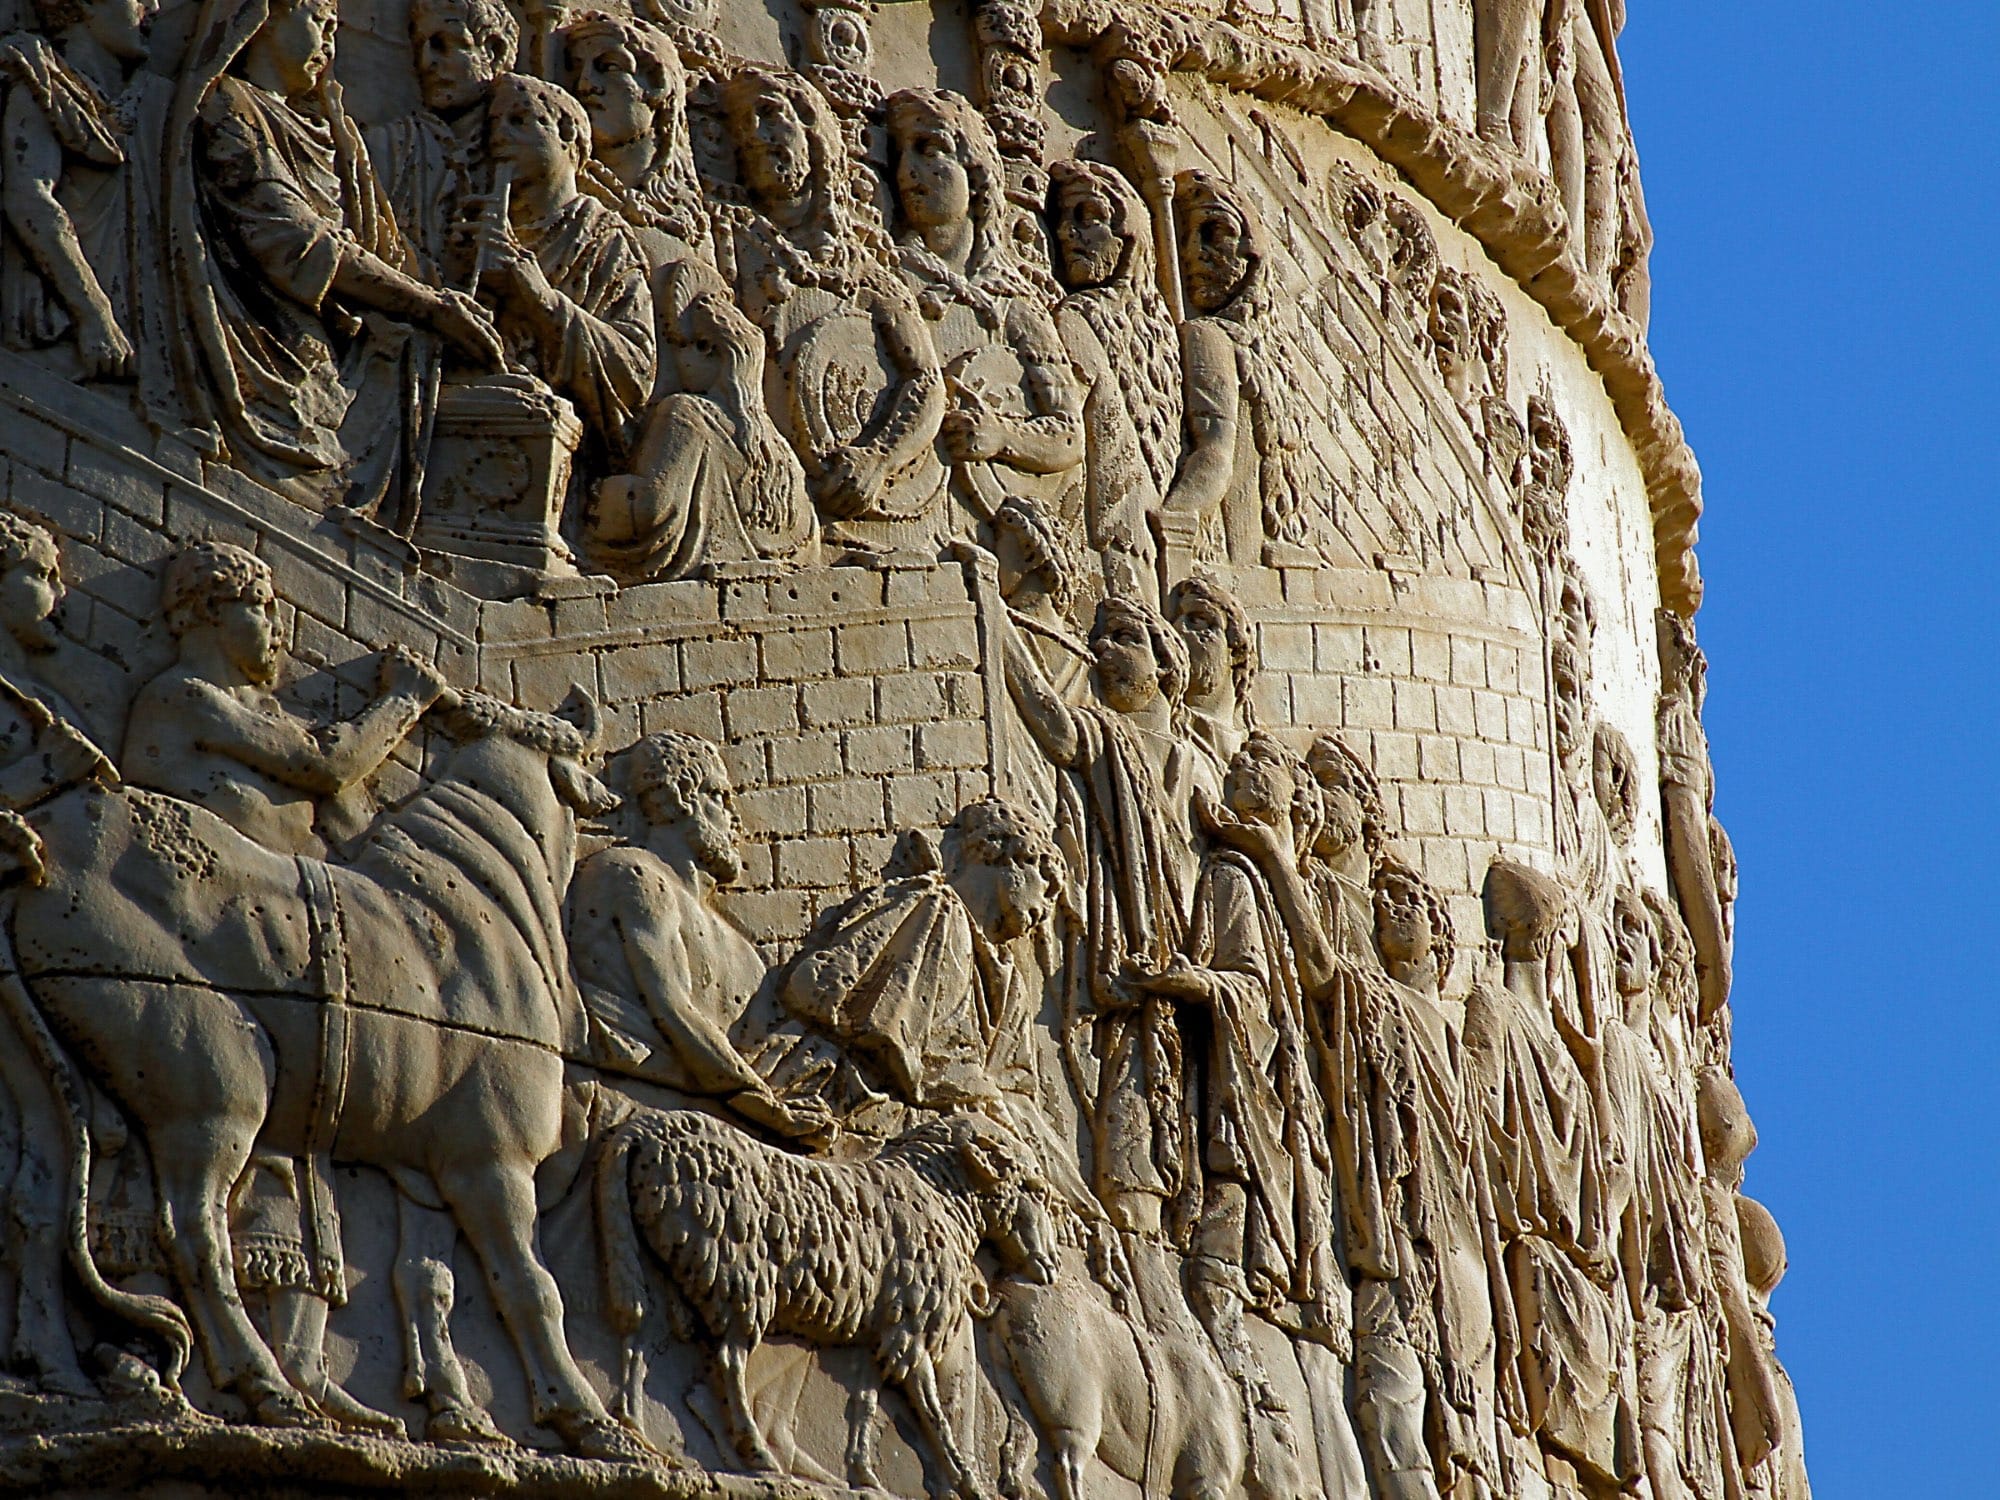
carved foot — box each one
[245,1380,334,1430]
[309,1378,407,1438]
[426,1403,510,1446]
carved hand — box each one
[41,718,116,789]
[428,287,506,370]
[75,305,136,381]
[378,645,451,707]
[1194,785,1288,868]
[1122,955,1215,1003]
[819,447,887,519]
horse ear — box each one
[956,1119,1020,1191]
[556,685,604,755]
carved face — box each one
[954,853,1051,943]
[213,587,281,686]
[1312,782,1364,860]
[1052,181,1123,290]
[1222,751,1291,834]
[1374,880,1433,970]
[676,767,744,884]
[811,8,871,72]
[82,0,153,64]
[0,550,62,652]
[1172,596,1230,704]
[1090,612,1160,715]
[894,114,973,233]
[1181,198,1253,314]
[413,11,506,117]
[258,0,336,97]
[568,33,654,153]
[489,79,574,184]
[1614,901,1654,1001]
[668,297,731,393]
[733,83,812,206]
[991,1185,1058,1286]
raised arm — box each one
[998,609,1083,767]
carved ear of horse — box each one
[555,685,605,758]
[956,1120,1023,1192]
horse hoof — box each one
[428,1404,510,1447]
[570,1416,658,1464]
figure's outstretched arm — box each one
[998,610,1082,767]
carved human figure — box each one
[1128,736,1344,1414]
[1157,170,1316,576]
[1656,609,1731,1024]
[166,0,502,509]
[999,592,1199,1237]
[784,795,1060,1113]
[571,729,826,1136]
[1471,0,1543,150]
[1167,572,1257,781]
[1735,1196,1811,1500]
[1466,859,1638,1489]
[1045,158,1181,598]
[717,66,947,554]
[885,88,1083,542]
[1543,0,1625,281]
[1329,0,1389,65]
[0,0,175,418]
[479,72,656,465]
[120,542,449,1432]
[1220,734,1503,1500]
[583,256,815,579]
[558,10,711,272]
[0,513,117,1398]
[368,0,516,285]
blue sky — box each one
[1621,4,2000,1493]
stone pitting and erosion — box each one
[0,0,1805,1495]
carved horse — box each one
[0,689,647,1459]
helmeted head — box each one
[884,87,1005,248]
[409,0,517,117]
[162,541,279,685]
[626,729,743,883]
[33,0,153,60]
[1373,854,1455,983]
[559,11,685,165]
[1046,158,1147,292]
[1481,858,1568,965]
[1304,732,1385,863]
[990,495,1078,617]
[721,66,831,209]
[1174,169,1263,315]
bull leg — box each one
[899,1346,992,1500]
[393,1197,504,1444]
[712,1339,782,1473]
[149,1122,314,1426]
[437,1163,650,1462]
[0,1031,92,1395]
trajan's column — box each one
[0,0,1809,1496]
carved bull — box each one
[0,688,649,1461]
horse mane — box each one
[439,692,591,760]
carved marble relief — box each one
[0,1,1799,1497]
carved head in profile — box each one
[489,72,592,188]
[1046,158,1146,293]
[1305,732,1386,863]
[1167,573,1256,725]
[991,495,1079,617]
[721,67,827,209]
[1656,607,1707,712]
[409,0,518,117]
[0,511,64,653]
[32,0,152,63]
[1481,858,1568,965]
[884,88,1005,249]
[559,12,686,171]
[940,795,1063,943]
[1173,169,1263,316]
[1612,884,1659,1006]
[1526,394,1574,498]
[627,729,743,883]
[1088,594,1187,716]
[161,541,280,685]
[1223,732,1317,861]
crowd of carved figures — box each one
[0,0,1793,1496]
[0,0,1651,586]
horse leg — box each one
[393,1196,504,1444]
[437,1160,649,1461]
[149,1118,312,1426]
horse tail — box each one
[0,916,193,1384]
[594,1116,649,1338]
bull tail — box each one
[595,1118,649,1338]
[0,932,193,1384]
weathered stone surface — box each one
[0,1,1804,1497]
